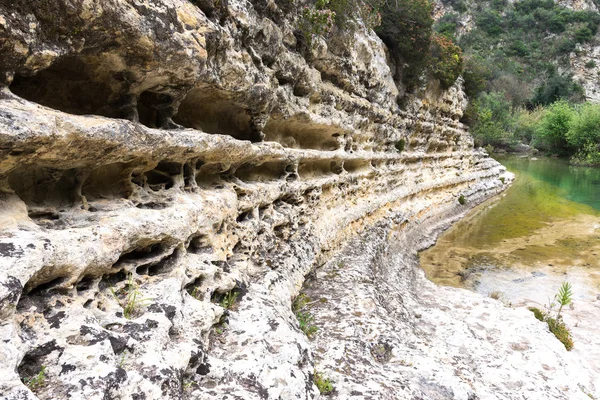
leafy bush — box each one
[471,92,515,147]
[441,0,467,13]
[435,13,460,40]
[575,26,593,43]
[476,10,503,35]
[534,100,574,154]
[566,102,600,150]
[430,34,463,89]
[531,72,583,106]
[375,0,435,88]
[513,107,544,144]
[300,0,337,43]
[462,57,492,98]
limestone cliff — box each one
[0,0,576,399]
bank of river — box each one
[420,154,600,377]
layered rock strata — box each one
[0,0,510,399]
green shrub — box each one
[470,92,515,148]
[395,138,406,152]
[435,13,459,40]
[476,10,503,36]
[299,0,337,44]
[430,33,463,89]
[441,0,467,12]
[585,60,596,69]
[531,72,583,106]
[375,0,435,89]
[575,26,593,43]
[462,57,492,99]
[534,100,574,154]
[513,107,545,143]
[566,103,600,148]
[458,195,466,205]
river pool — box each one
[420,155,600,305]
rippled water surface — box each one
[420,155,600,304]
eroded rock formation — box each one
[0,0,555,399]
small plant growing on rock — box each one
[219,290,238,310]
[314,370,334,395]
[110,274,151,319]
[528,306,545,322]
[499,176,505,184]
[395,138,406,152]
[527,282,574,351]
[22,365,46,392]
[458,195,466,205]
[212,288,240,311]
[555,281,573,320]
[293,293,318,338]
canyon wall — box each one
[0,0,517,399]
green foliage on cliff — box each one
[300,0,463,90]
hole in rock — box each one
[26,276,68,296]
[136,248,180,276]
[132,162,180,192]
[135,201,170,210]
[277,193,303,206]
[173,88,254,141]
[236,210,253,223]
[112,242,171,270]
[263,116,342,150]
[210,282,247,307]
[9,166,81,210]
[99,270,128,291]
[185,276,205,300]
[145,162,180,191]
[186,234,212,254]
[82,163,133,201]
[234,161,287,182]
[18,341,61,386]
[297,160,332,179]
[76,275,96,292]
[330,161,344,174]
[137,91,178,128]
[183,162,195,188]
[195,162,226,187]
[9,56,115,117]
[344,159,371,174]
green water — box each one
[449,156,599,248]
[420,155,600,289]
[499,155,600,211]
